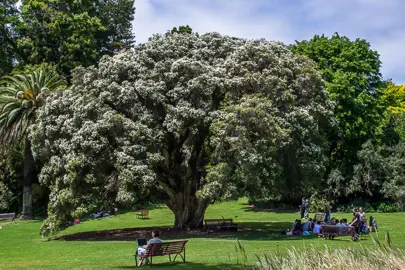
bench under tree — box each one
[136,210,149,219]
[0,213,16,222]
[320,225,355,239]
[204,218,237,232]
[134,240,188,267]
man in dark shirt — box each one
[349,208,361,240]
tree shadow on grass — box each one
[242,206,298,213]
[54,221,336,242]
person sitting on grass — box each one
[292,219,302,235]
[302,218,313,233]
[313,221,322,234]
[137,230,162,266]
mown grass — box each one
[0,198,404,269]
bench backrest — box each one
[0,213,15,219]
[322,225,353,235]
[204,219,233,225]
[145,240,188,256]
[140,210,149,216]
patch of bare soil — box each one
[55,226,247,241]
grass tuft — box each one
[232,231,405,270]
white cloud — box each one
[133,0,405,83]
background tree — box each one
[31,33,333,235]
[18,0,135,78]
[349,83,405,204]
[0,147,23,213]
[0,70,65,219]
[169,25,193,35]
[291,33,384,199]
[0,0,20,77]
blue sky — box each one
[133,0,405,84]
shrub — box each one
[376,202,396,213]
[309,193,333,213]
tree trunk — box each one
[166,192,209,229]
[21,185,33,220]
[21,137,35,220]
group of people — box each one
[286,205,377,240]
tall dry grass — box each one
[233,232,405,270]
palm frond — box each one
[0,69,66,148]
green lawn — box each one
[0,199,404,269]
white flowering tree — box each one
[30,33,333,235]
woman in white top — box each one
[359,207,366,221]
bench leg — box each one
[173,248,186,263]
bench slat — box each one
[0,213,15,219]
[142,240,188,258]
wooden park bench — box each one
[320,225,354,240]
[136,210,149,219]
[204,218,237,232]
[134,240,188,267]
[0,213,16,222]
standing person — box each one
[304,198,310,219]
[300,197,306,219]
[349,208,361,241]
[359,207,366,223]
[359,206,367,232]
[324,206,331,223]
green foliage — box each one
[351,141,405,207]
[0,70,66,146]
[380,83,405,114]
[0,1,20,77]
[309,192,333,212]
[291,34,384,197]
[376,202,396,213]
[17,0,135,77]
[0,146,23,212]
[169,25,193,35]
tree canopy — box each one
[30,32,333,235]
[291,34,384,160]
[291,33,385,200]
[0,0,20,77]
[0,0,136,78]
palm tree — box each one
[0,70,65,219]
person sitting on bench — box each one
[137,230,162,266]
